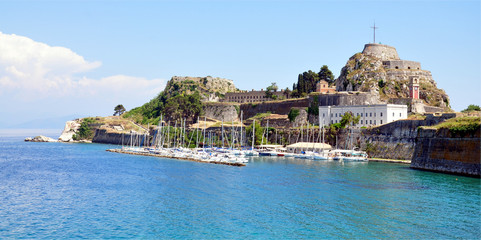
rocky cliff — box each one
[335,44,450,110]
[166,76,237,102]
[203,102,240,122]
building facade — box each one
[223,89,286,103]
[318,104,408,128]
[315,80,336,93]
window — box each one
[381,112,383,117]
[380,120,383,124]
[393,112,395,117]
[374,120,376,124]
[400,113,402,117]
[361,113,363,117]
[370,112,372,117]
[374,113,376,117]
[361,120,363,124]
[323,113,325,117]
[370,120,372,124]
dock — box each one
[369,158,411,164]
[106,149,246,167]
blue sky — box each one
[0,0,479,128]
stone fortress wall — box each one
[363,43,422,71]
[383,60,421,70]
[224,90,286,103]
[362,43,400,60]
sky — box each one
[0,0,479,129]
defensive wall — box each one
[362,43,400,60]
[411,127,480,177]
[383,60,421,70]
[223,90,286,103]
[240,98,310,120]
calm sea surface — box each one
[0,132,480,239]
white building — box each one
[318,104,408,128]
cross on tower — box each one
[371,22,379,43]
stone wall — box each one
[362,43,400,60]
[358,113,460,160]
[313,92,382,107]
[240,98,310,119]
[92,129,149,146]
[383,60,421,70]
[203,102,239,122]
[411,128,480,177]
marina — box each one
[1,135,479,239]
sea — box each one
[0,130,480,239]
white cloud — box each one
[0,32,165,99]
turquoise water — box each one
[0,134,480,239]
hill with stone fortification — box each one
[163,76,238,102]
[335,43,450,110]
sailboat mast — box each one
[252,119,255,150]
[240,111,243,149]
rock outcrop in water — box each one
[58,120,81,142]
[25,135,57,142]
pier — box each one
[106,149,246,167]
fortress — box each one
[362,43,421,70]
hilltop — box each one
[335,44,450,110]
[123,76,238,124]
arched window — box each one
[395,66,399,69]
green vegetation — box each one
[123,91,203,125]
[377,79,385,88]
[249,112,272,120]
[462,104,480,112]
[265,82,279,100]
[73,118,96,140]
[245,121,264,146]
[307,96,320,116]
[288,108,300,122]
[431,116,480,137]
[114,104,126,116]
[292,65,334,97]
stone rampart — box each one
[411,128,480,177]
[240,98,310,119]
[313,92,382,106]
[359,113,459,160]
[383,60,421,70]
[92,129,147,146]
[362,43,400,60]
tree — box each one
[318,65,335,83]
[339,111,360,128]
[296,70,319,95]
[245,121,264,146]
[114,104,126,116]
[462,104,480,112]
[265,82,279,100]
[288,108,300,122]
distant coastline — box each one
[0,129,62,138]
